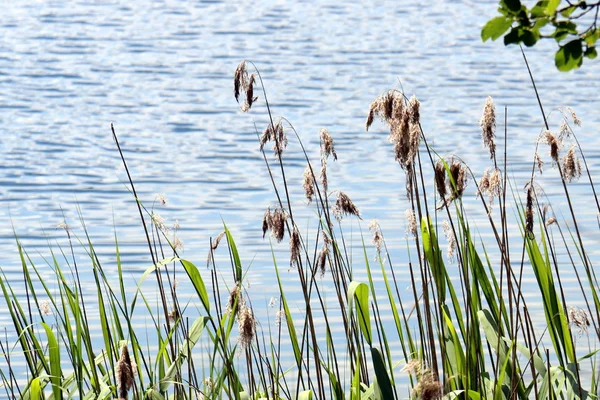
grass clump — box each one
[1,56,599,400]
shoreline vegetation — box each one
[1,56,599,400]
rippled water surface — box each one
[1,0,600,393]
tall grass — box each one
[0,57,599,399]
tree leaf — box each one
[502,0,522,13]
[555,40,583,71]
[482,16,513,41]
[585,46,597,59]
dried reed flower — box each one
[262,208,271,239]
[559,119,569,140]
[543,130,560,163]
[534,153,544,174]
[477,168,490,198]
[369,220,383,254]
[383,91,395,121]
[207,231,226,266]
[569,306,590,334]
[405,209,417,237]
[39,300,51,316]
[568,107,581,127]
[271,208,287,242]
[226,283,242,315]
[320,128,337,161]
[317,232,330,277]
[173,237,184,251]
[408,95,420,125]
[173,220,180,230]
[402,358,422,375]
[546,217,557,227]
[332,191,361,220]
[275,309,286,326]
[488,168,502,202]
[246,74,257,110]
[302,165,315,203]
[168,309,180,322]
[366,90,404,131]
[525,184,534,238]
[366,104,375,131]
[320,161,328,193]
[156,193,167,206]
[480,96,496,159]
[443,220,457,261]
[449,160,467,200]
[151,212,168,233]
[561,146,581,182]
[268,296,278,307]
[233,61,247,104]
[434,161,447,202]
[238,304,256,350]
[116,343,134,400]
[418,372,442,400]
[289,228,301,267]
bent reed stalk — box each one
[0,59,598,400]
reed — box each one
[0,57,598,400]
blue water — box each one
[1,0,599,395]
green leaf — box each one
[585,46,597,59]
[371,347,394,399]
[504,27,521,45]
[224,224,242,283]
[555,40,583,71]
[30,377,42,400]
[502,0,522,13]
[482,16,513,41]
[584,28,599,46]
[298,390,314,400]
[561,5,577,17]
[41,322,61,400]
[348,281,371,345]
[521,29,540,46]
[181,259,210,313]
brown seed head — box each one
[561,145,581,182]
[480,96,496,159]
[289,228,301,267]
[369,220,383,253]
[366,103,375,131]
[302,165,315,203]
[227,283,242,315]
[332,191,361,220]
[546,217,557,227]
[271,208,287,242]
[245,74,257,111]
[525,184,534,238]
[233,61,248,103]
[543,130,560,163]
[116,343,134,399]
[383,91,395,121]
[238,304,256,349]
[477,168,490,198]
[568,106,582,127]
[443,220,457,261]
[434,161,447,202]
[273,121,288,156]
[262,207,271,239]
[488,168,502,202]
[320,161,328,193]
[534,153,544,174]
[317,232,331,277]
[405,209,417,237]
[320,128,337,161]
[448,160,467,200]
[408,95,420,125]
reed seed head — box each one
[207,231,226,266]
[477,168,490,198]
[569,306,590,334]
[289,228,301,267]
[39,300,51,316]
[271,208,287,242]
[534,153,544,174]
[245,74,257,110]
[405,209,417,237]
[369,220,384,253]
[448,160,467,200]
[561,145,581,182]
[262,208,271,239]
[434,161,447,202]
[226,282,242,316]
[332,191,361,220]
[317,232,330,277]
[116,343,134,400]
[156,193,167,206]
[546,217,557,227]
[525,184,534,238]
[320,128,337,161]
[320,161,328,193]
[408,95,420,125]
[238,304,256,350]
[568,106,581,127]
[543,130,560,163]
[443,220,456,261]
[480,96,496,159]
[233,61,247,104]
[302,165,315,203]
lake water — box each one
[1,0,599,395]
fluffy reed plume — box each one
[238,303,256,350]
[317,232,331,276]
[408,95,420,125]
[434,161,447,202]
[302,165,315,202]
[156,193,167,206]
[525,184,534,238]
[569,306,590,334]
[546,217,557,227]
[405,209,417,237]
[320,128,337,161]
[562,145,582,182]
[448,159,467,201]
[478,167,502,205]
[233,61,258,112]
[207,231,226,267]
[39,300,51,316]
[116,343,134,400]
[480,96,496,159]
[369,220,384,254]
[403,360,442,400]
[262,207,288,242]
[332,191,361,220]
[443,220,457,261]
[568,106,582,127]
[542,130,560,163]
[534,153,544,174]
[226,283,242,316]
[320,161,328,192]
[289,228,301,267]
[260,120,288,156]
